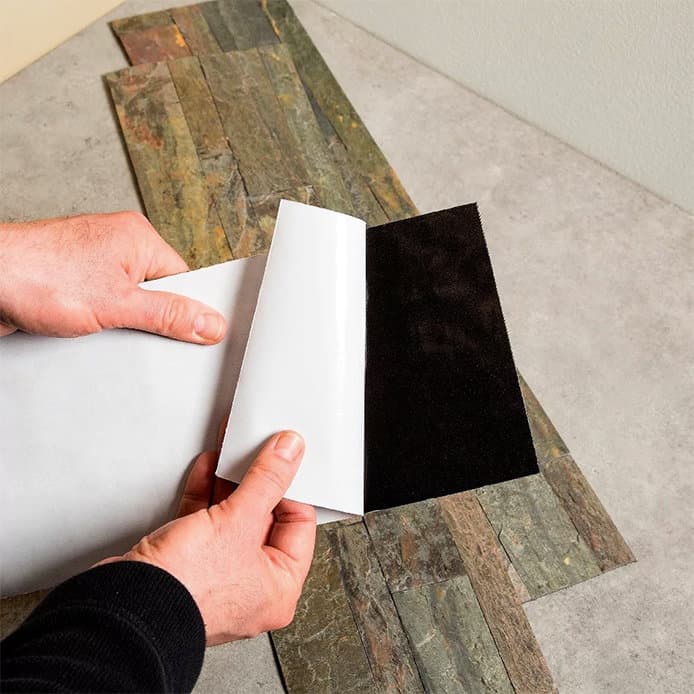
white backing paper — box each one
[217,200,366,515]
[0,201,363,596]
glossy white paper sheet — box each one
[0,201,362,596]
[0,257,263,595]
[217,200,366,515]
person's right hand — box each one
[100,431,317,645]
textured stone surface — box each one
[106,0,421,265]
[110,0,418,230]
[166,55,226,156]
[476,474,602,599]
[199,49,307,196]
[199,1,237,51]
[542,454,635,572]
[365,499,465,593]
[271,527,374,693]
[260,0,417,223]
[170,5,221,56]
[439,493,555,693]
[105,60,232,266]
[111,9,172,34]
[205,0,279,51]
[330,522,423,693]
[518,372,569,466]
[119,23,191,63]
[258,43,353,214]
[105,42,354,262]
[394,576,514,694]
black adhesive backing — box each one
[364,204,538,512]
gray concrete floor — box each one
[1,1,692,691]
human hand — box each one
[0,211,226,343]
[102,431,316,645]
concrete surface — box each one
[1,1,692,692]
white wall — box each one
[318,0,694,213]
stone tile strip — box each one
[476,474,602,600]
[111,9,173,35]
[439,492,556,693]
[105,61,232,267]
[271,526,376,693]
[365,499,466,593]
[260,0,417,222]
[105,43,351,264]
[542,455,635,571]
[328,521,424,693]
[518,372,569,466]
[199,49,307,198]
[170,5,222,56]
[258,43,354,215]
[205,0,279,51]
[393,576,514,694]
[519,373,634,572]
[365,500,520,692]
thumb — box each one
[230,432,305,519]
[114,287,227,344]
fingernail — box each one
[193,313,224,342]
[274,432,303,462]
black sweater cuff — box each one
[1,561,206,693]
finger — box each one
[114,287,227,344]
[144,237,189,279]
[211,475,273,542]
[0,322,17,337]
[231,431,305,519]
[178,451,217,517]
[126,212,190,279]
[267,499,317,571]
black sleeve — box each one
[1,561,206,693]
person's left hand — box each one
[0,211,226,343]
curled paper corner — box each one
[217,199,367,517]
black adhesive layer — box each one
[364,204,538,512]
